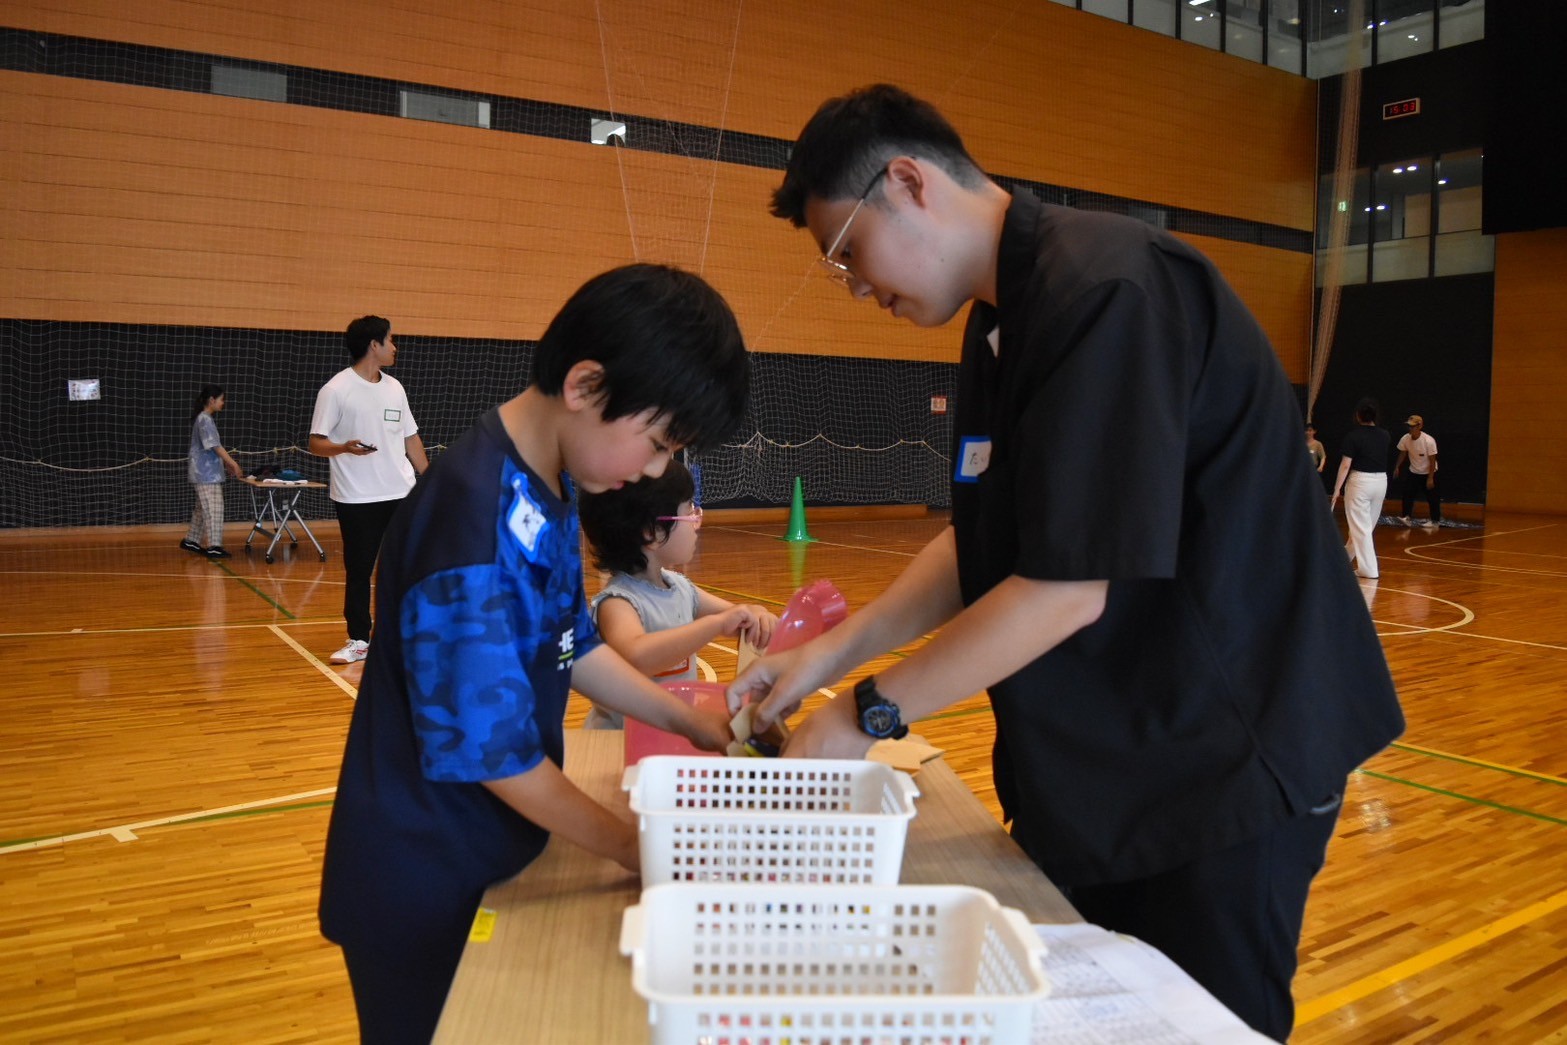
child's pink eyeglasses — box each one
[655,506,703,530]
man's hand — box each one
[777,693,874,760]
[726,645,836,731]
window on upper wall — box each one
[1308,0,1373,77]
[1083,0,1131,17]
[399,90,491,129]
[1434,149,1493,275]
[1226,1,1267,60]
[211,63,287,103]
[1268,0,1307,71]
[1317,168,1371,285]
[1371,158,1434,281]
[1377,0,1435,62]
[1133,0,1180,36]
[1439,0,1485,48]
[1183,0,1224,48]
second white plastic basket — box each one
[621,882,1051,1045]
[622,756,920,886]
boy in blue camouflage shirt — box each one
[318,264,747,1043]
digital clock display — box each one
[1382,98,1421,120]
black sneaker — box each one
[179,539,203,554]
[204,546,232,559]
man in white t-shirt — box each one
[310,316,429,663]
[1393,414,1440,528]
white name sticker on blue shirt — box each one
[954,437,992,484]
[506,478,547,554]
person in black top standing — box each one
[1331,399,1392,579]
[729,84,1404,1042]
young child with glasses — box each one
[577,458,777,729]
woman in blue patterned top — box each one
[180,384,242,559]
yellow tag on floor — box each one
[468,906,497,943]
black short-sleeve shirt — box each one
[951,193,1403,886]
[1340,425,1392,472]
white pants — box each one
[1344,470,1386,578]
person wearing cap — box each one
[1393,414,1440,527]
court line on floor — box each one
[708,525,922,557]
[0,788,338,854]
[1390,743,1567,786]
[268,624,358,699]
[1402,522,1567,578]
[0,617,341,639]
[1357,768,1567,827]
[1295,885,1567,1026]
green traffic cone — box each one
[781,476,817,543]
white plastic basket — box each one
[621,883,1051,1045]
[622,756,920,886]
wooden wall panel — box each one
[1487,229,1567,515]
[4,0,1316,228]
[2,3,1312,367]
[1174,234,1314,384]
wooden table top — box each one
[239,475,327,489]
[435,730,1080,1045]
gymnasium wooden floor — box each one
[2,507,1565,1043]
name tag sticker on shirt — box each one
[383,408,401,422]
[954,437,992,483]
[506,478,548,556]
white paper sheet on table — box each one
[1032,923,1274,1044]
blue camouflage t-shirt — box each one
[319,408,601,953]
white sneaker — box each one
[330,639,370,664]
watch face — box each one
[862,705,898,738]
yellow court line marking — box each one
[1394,742,1567,785]
[268,623,358,699]
[0,788,336,855]
[1296,886,1567,1025]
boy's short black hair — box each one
[579,458,696,576]
[1354,398,1379,424]
[770,84,986,228]
[345,316,391,363]
[532,264,748,453]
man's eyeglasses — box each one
[656,505,703,530]
[817,167,888,286]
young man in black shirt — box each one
[729,84,1404,1042]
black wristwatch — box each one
[853,675,908,740]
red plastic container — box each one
[624,680,729,766]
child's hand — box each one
[225,460,243,478]
[610,821,641,875]
[737,606,779,651]
[714,604,758,639]
[680,704,737,754]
